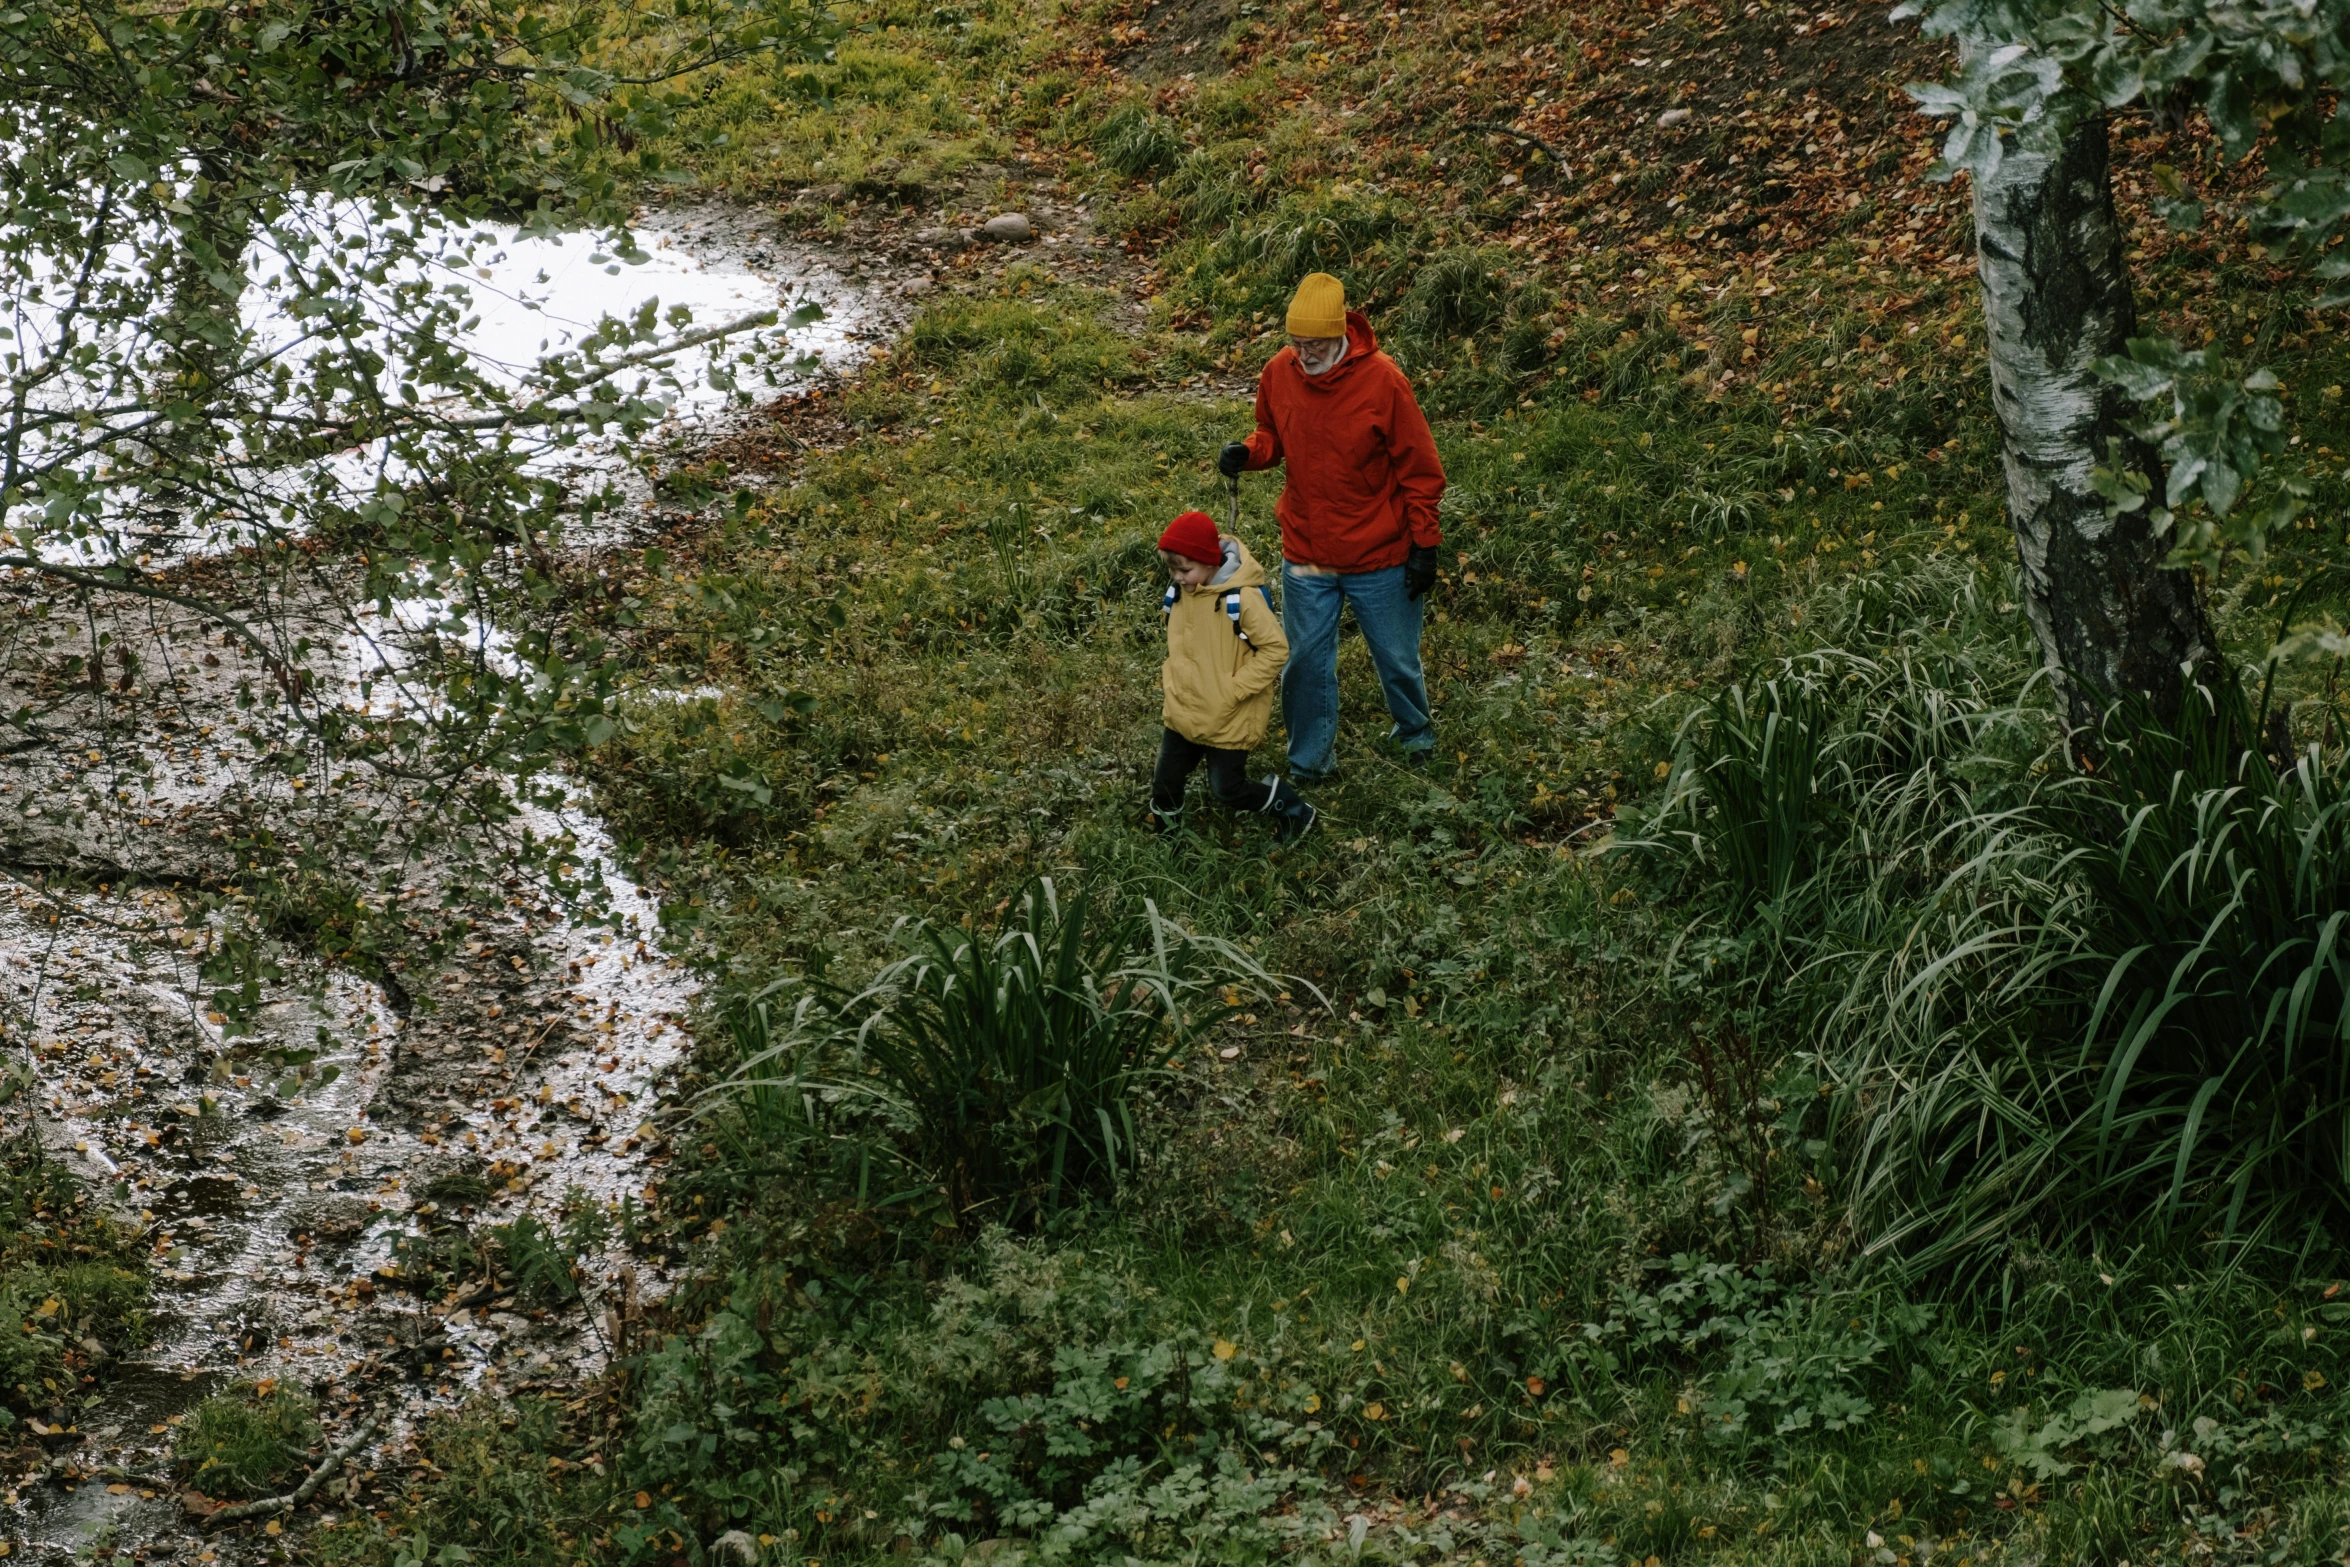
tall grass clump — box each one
[0,1136,150,1420]
[1094,103,1184,177]
[711,880,1252,1229]
[2063,674,2350,1231]
[174,1382,320,1499]
[1643,609,2350,1267]
[1649,676,1836,913]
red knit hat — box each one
[1157,510,1221,564]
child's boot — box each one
[1146,801,1185,835]
[1264,776,1317,845]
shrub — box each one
[1645,675,1837,912]
[175,1383,320,1499]
[1642,616,2350,1261]
[616,1231,1342,1559]
[1400,246,1512,337]
[1094,104,1184,178]
[2060,674,2350,1233]
[720,880,1250,1228]
[0,1139,149,1419]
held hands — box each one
[1404,545,1438,600]
[1217,441,1250,479]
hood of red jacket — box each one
[1291,310,1379,393]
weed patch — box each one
[175,1382,320,1500]
[0,1135,149,1429]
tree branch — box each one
[201,1409,381,1528]
[428,309,780,432]
[1464,121,1573,179]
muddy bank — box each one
[0,205,895,1566]
[0,171,1157,1560]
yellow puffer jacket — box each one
[1160,537,1288,749]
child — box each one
[1149,509,1318,844]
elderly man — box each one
[1219,272,1446,782]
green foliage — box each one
[721,880,1246,1225]
[1094,104,1185,178]
[1549,1254,1926,1459]
[1639,596,2350,1257]
[0,0,834,223]
[0,1137,149,1421]
[1645,678,1836,911]
[320,1396,598,1567]
[2092,337,2305,562]
[1898,0,2344,565]
[1401,247,1514,338]
[1993,1385,2142,1480]
[902,288,1141,404]
[175,1382,321,1499]
[2064,671,2350,1232]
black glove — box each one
[1404,545,1439,600]
[1217,441,1251,479]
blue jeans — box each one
[1279,562,1434,780]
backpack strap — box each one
[1223,590,1249,642]
[1161,584,1178,617]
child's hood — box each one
[1186,536,1267,594]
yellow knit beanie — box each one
[1285,272,1347,338]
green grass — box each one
[174,1382,321,1500]
[523,262,2350,1559]
[0,1132,150,1429]
[319,0,2350,1560]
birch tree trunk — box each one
[1972,113,2213,735]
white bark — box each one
[1972,116,2211,734]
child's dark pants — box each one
[1151,728,1303,820]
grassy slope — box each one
[350,0,2350,1562]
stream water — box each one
[1,203,887,1564]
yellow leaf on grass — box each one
[1212,1339,1237,1361]
[1364,1402,1387,1421]
[2307,1369,2328,1391]
[1395,1276,1410,1295]
[1304,1394,1321,1413]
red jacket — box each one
[1240,311,1445,574]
